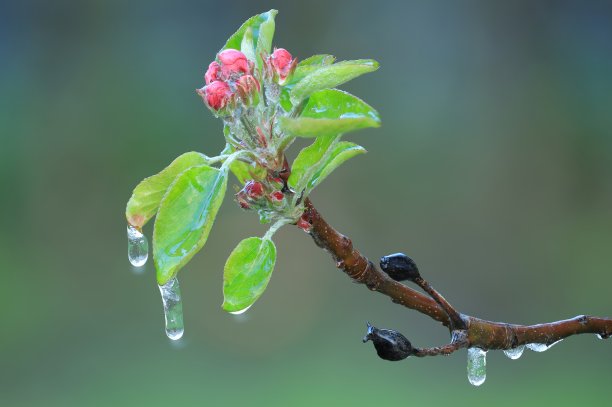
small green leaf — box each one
[299,54,336,66]
[222,10,277,69]
[240,27,256,63]
[126,152,208,228]
[254,12,276,70]
[153,165,227,285]
[280,89,380,138]
[289,136,366,190]
[222,237,277,313]
[291,54,336,83]
[290,59,379,104]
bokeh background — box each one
[1,0,611,405]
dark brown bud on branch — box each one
[379,253,420,281]
[362,322,415,361]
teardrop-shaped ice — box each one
[127,225,148,267]
[526,339,563,352]
[526,343,548,352]
[229,304,253,315]
[503,345,525,360]
[158,277,184,340]
[467,347,487,386]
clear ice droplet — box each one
[127,225,148,267]
[229,304,252,315]
[467,347,487,386]
[503,345,525,360]
[526,339,562,352]
[158,277,184,340]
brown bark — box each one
[301,199,612,353]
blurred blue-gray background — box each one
[1,1,611,405]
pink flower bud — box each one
[218,49,249,77]
[245,180,264,199]
[296,215,312,232]
[271,48,293,80]
[235,191,250,209]
[201,80,231,111]
[236,74,260,93]
[204,61,221,84]
[270,191,284,202]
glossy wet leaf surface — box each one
[125,152,208,228]
[289,59,379,104]
[289,136,366,190]
[222,237,276,313]
[153,165,227,285]
[280,89,380,138]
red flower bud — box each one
[218,49,249,77]
[271,48,293,80]
[204,61,221,84]
[200,80,231,111]
[270,191,284,202]
[296,215,311,232]
[236,74,260,93]
[245,180,264,199]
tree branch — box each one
[300,199,612,353]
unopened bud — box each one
[379,253,420,281]
[363,322,415,361]
[236,74,260,105]
[271,48,293,79]
[270,191,284,202]
[199,80,232,111]
[218,49,249,78]
[296,215,311,232]
[204,61,221,84]
[244,180,264,199]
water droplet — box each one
[597,334,606,340]
[467,347,487,386]
[229,304,252,315]
[503,345,525,360]
[127,225,148,267]
[158,277,184,340]
[526,339,562,352]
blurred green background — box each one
[1,0,611,405]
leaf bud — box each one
[379,253,420,281]
[362,322,415,361]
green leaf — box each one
[240,27,256,63]
[289,136,366,190]
[254,13,276,70]
[299,54,336,66]
[222,9,277,68]
[153,165,228,285]
[280,89,381,138]
[290,59,379,104]
[126,152,208,228]
[291,54,336,83]
[222,237,277,313]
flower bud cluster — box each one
[235,178,286,212]
[197,49,260,112]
